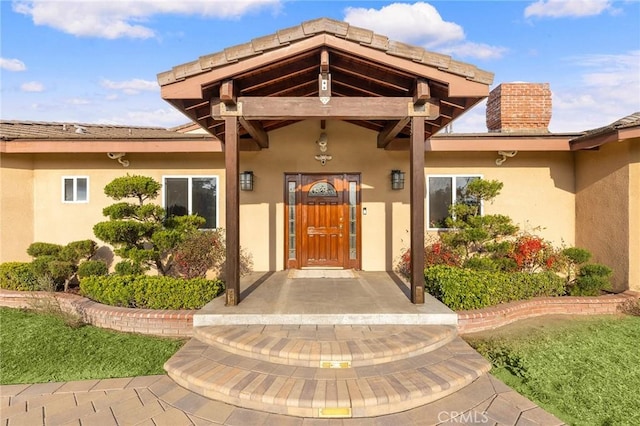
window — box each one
[163,176,218,229]
[62,176,88,203]
[427,175,481,229]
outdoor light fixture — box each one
[391,170,405,190]
[240,171,254,191]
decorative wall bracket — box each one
[496,150,518,166]
[314,154,332,166]
[107,152,129,167]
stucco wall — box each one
[240,121,575,271]
[1,121,576,273]
[424,151,575,247]
[0,154,34,262]
[576,140,639,291]
[26,153,225,268]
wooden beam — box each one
[414,79,431,106]
[239,117,269,148]
[212,97,439,120]
[320,48,329,73]
[224,116,241,306]
[220,80,236,105]
[377,117,410,148]
[410,116,426,304]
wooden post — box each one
[410,116,426,304]
[224,116,240,306]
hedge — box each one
[424,265,565,310]
[0,262,39,291]
[79,275,224,309]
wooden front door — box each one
[285,173,361,269]
[301,174,345,267]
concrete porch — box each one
[195,270,457,326]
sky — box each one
[1,0,639,133]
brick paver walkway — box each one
[0,374,564,425]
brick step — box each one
[164,337,491,418]
[193,324,457,367]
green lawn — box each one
[464,315,640,426]
[0,307,185,385]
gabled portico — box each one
[157,18,493,305]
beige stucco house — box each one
[1,18,638,300]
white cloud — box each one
[344,2,464,48]
[550,50,640,131]
[101,78,159,95]
[343,2,506,60]
[21,81,44,92]
[66,98,90,105]
[13,0,282,39]
[525,0,613,18]
[438,42,508,60]
[0,57,27,71]
[99,107,186,128]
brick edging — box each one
[457,291,640,334]
[2,289,638,337]
[0,289,194,337]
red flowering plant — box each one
[396,239,460,279]
[509,234,559,273]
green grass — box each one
[465,315,640,426]
[0,307,185,385]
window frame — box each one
[426,174,483,231]
[162,175,219,229]
[61,176,89,203]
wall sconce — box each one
[317,132,328,152]
[240,171,254,191]
[391,170,405,190]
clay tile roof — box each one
[157,17,493,87]
[0,120,211,141]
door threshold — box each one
[300,267,344,270]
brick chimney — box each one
[486,83,552,133]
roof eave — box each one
[570,126,640,150]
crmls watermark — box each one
[438,411,490,424]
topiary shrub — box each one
[570,263,612,296]
[424,265,565,310]
[80,275,224,309]
[77,260,108,278]
[26,240,101,291]
[0,262,39,291]
[26,242,63,258]
[114,260,145,276]
[93,175,204,275]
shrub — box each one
[509,235,558,273]
[174,229,225,279]
[0,262,39,291]
[114,260,145,276]
[80,275,224,309]
[77,260,108,278]
[562,247,591,265]
[424,265,565,310]
[27,242,63,258]
[396,241,460,279]
[59,240,97,263]
[570,263,612,296]
[619,299,640,316]
[93,175,204,275]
